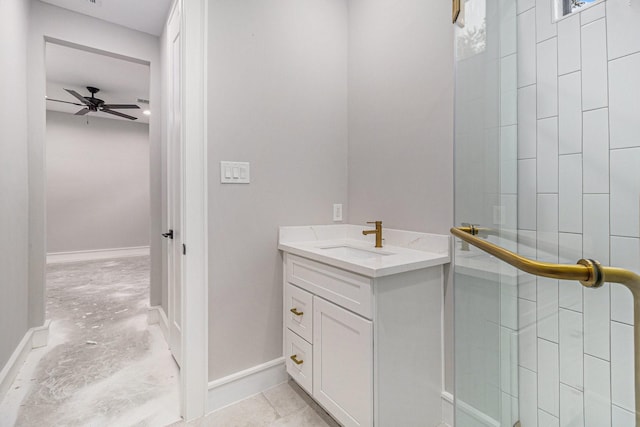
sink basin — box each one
[319,245,393,260]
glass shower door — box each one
[453,0,640,426]
[453,0,520,425]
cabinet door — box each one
[313,297,373,427]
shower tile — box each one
[518,85,537,159]
[539,410,560,427]
[536,0,557,42]
[581,19,609,110]
[518,159,537,230]
[609,53,640,149]
[580,3,605,25]
[538,339,560,416]
[582,108,609,194]
[537,194,559,263]
[584,355,611,427]
[583,282,610,361]
[537,277,559,342]
[558,14,581,75]
[611,321,634,412]
[519,367,538,427]
[559,309,583,389]
[558,72,582,155]
[559,154,582,233]
[537,38,558,118]
[537,118,559,193]
[610,237,639,325]
[558,233,583,312]
[518,298,537,371]
[560,384,584,427]
[583,194,609,265]
[610,147,640,238]
[518,9,537,88]
[607,0,640,60]
[499,0,517,57]
[612,405,635,427]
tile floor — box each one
[170,380,340,427]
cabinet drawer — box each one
[286,254,373,319]
[285,328,313,394]
[285,283,313,343]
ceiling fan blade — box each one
[102,104,140,110]
[64,89,92,106]
[102,109,138,121]
[47,98,84,106]
[75,108,90,116]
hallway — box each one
[0,256,180,427]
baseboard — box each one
[207,357,287,414]
[442,391,454,426]
[147,306,169,342]
[443,391,500,427]
[0,321,51,402]
[46,246,150,264]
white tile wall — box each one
[559,309,583,390]
[610,148,640,238]
[581,2,606,25]
[560,384,584,427]
[537,118,559,193]
[518,159,537,230]
[608,53,640,149]
[537,38,558,118]
[558,233,583,312]
[499,0,517,57]
[509,0,639,424]
[539,409,560,427]
[519,298,538,371]
[501,125,518,194]
[519,367,538,427]
[557,14,580,75]
[518,84,538,159]
[535,0,556,42]
[581,19,609,110]
[538,339,560,416]
[501,54,518,126]
[558,154,581,233]
[518,9,537,88]
[606,0,640,60]
[582,108,609,194]
[558,73,582,155]
[584,355,612,427]
[611,321,634,412]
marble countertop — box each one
[278,224,450,278]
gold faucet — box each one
[362,221,383,248]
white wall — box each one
[28,0,165,323]
[347,0,455,391]
[206,0,349,381]
[0,0,30,372]
[514,0,640,425]
[46,111,150,253]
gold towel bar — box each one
[451,226,640,424]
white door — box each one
[166,1,183,367]
[313,297,373,427]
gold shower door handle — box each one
[451,226,640,426]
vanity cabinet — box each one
[282,252,445,427]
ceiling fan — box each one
[47,86,140,120]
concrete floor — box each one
[0,256,180,427]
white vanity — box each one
[278,224,450,427]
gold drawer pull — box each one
[290,355,304,365]
[290,308,304,316]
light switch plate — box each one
[333,204,343,221]
[220,161,250,184]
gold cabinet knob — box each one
[290,355,304,365]
[290,308,304,316]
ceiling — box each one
[46,42,151,124]
[39,0,173,36]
